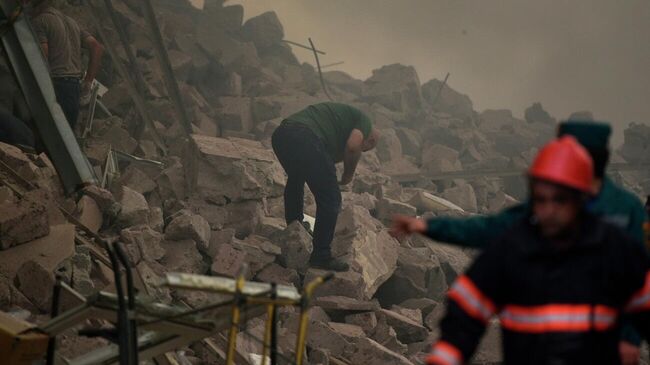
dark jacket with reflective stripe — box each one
[434,213,650,365]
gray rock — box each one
[348,337,413,365]
[165,210,211,253]
[116,186,150,228]
[271,221,313,272]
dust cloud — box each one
[205,0,650,146]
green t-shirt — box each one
[283,102,373,162]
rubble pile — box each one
[0,0,648,363]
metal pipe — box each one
[46,276,63,365]
[308,37,332,101]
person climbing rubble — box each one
[425,136,650,365]
[391,120,649,362]
[29,0,103,129]
[272,102,379,271]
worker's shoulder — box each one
[603,177,644,208]
[485,215,535,254]
[593,215,645,257]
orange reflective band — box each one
[500,304,618,333]
[626,271,650,313]
[426,341,463,365]
[447,275,497,323]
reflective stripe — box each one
[626,271,650,313]
[500,304,618,333]
[426,341,463,365]
[447,275,496,323]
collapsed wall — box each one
[0,0,648,363]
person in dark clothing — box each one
[29,0,103,129]
[426,136,650,365]
[0,110,35,149]
[392,121,647,362]
[272,102,379,271]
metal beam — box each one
[139,0,193,137]
[0,0,97,194]
[83,0,167,154]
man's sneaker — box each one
[310,255,349,271]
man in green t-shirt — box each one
[272,102,379,271]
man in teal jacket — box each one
[391,120,648,364]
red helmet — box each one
[528,136,594,193]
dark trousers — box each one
[52,77,81,129]
[271,124,342,258]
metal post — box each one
[308,37,332,101]
[46,276,63,365]
[430,72,450,108]
[114,242,138,365]
[139,0,193,137]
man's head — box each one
[557,120,611,179]
[528,136,594,239]
[362,128,380,152]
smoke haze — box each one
[220,0,650,146]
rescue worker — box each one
[29,0,104,128]
[272,102,379,271]
[426,136,650,365]
[392,120,647,363]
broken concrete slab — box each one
[0,224,75,280]
[407,190,464,214]
[395,128,421,158]
[363,64,424,114]
[165,210,211,253]
[255,215,286,238]
[314,296,380,312]
[422,78,475,120]
[331,205,399,300]
[160,239,208,275]
[420,144,462,173]
[255,262,300,288]
[15,260,55,312]
[304,269,367,300]
[241,11,284,50]
[271,221,313,272]
[116,165,157,195]
[120,225,165,263]
[187,134,285,205]
[345,311,378,335]
[116,186,150,228]
[441,183,478,212]
[210,242,247,278]
[348,337,413,365]
[390,306,423,326]
[0,192,49,250]
[76,195,102,234]
[378,309,428,344]
[217,96,254,132]
[375,197,416,225]
[376,129,403,163]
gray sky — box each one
[220,0,650,146]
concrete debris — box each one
[116,186,150,228]
[76,195,103,234]
[4,2,648,362]
[0,192,49,250]
[422,78,475,120]
[375,197,417,225]
[349,337,413,365]
[160,239,208,275]
[271,221,313,272]
[120,225,165,263]
[188,134,284,205]
[331,206,398,299]
[165,210,212,253]
[241,11,284,51]
[441,183,478,212]
[15,260,55,312]
[363,64,424,114]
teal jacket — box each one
[425,176,648,345]
[426,176,647,247]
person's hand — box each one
[390,214,427,239]
[619,341,640,365]
[80,80,93,106]
[339,175,353,185]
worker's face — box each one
[530,180,583,239]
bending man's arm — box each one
[340,128,363,185]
